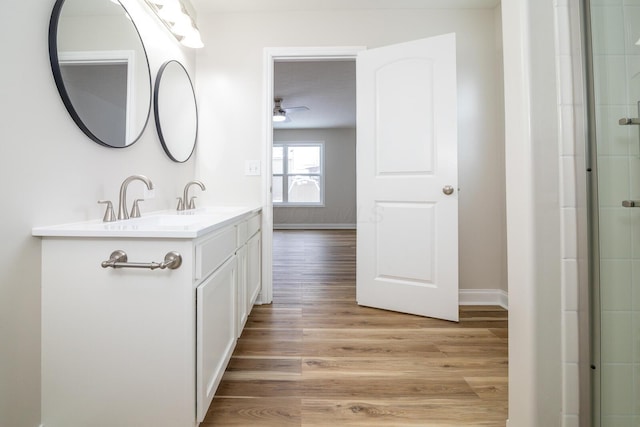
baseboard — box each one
[274,223,356,230]
[459,289,508,310]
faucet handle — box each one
[130,199,144,218]
[98,200,116,223]
[176,197,184,211]
[188,196,198,210]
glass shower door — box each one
[589,0,640,425]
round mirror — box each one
[49,0,152,148]
[154,60,198,163]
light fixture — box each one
[273,109,287,122]
[636,37,640,46]
[144,0,204,49]
[273,98,287,122]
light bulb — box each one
[272,110,287,122]
[171,14,193,36]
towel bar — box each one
[101,250,182,270]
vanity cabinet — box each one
[246,228,262,324]
[235,212,262,335]
[34,207,261,427]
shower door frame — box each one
[583,0,640,423]
[582,0,601,420]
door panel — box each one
[376,202,435,284]
[377,58,435,175]
[357,33,459,322]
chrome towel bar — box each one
[101,250,182,270]
[619,117,640,125]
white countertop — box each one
[32,205,262,239]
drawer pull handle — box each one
[101,250,182,270]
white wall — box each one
[0,1,197,425]
[503,0,574,424]
[273,128,356,228]
[195,6,507,293]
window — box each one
[273,142,324,206]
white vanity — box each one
[33,206,261,427]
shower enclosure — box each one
[587,0,640,424]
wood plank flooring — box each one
[201,230,508,426]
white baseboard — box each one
[459,289,508,310]
[274,223,356,230]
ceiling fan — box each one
[272,97,309,123]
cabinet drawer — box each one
[236,221,247,247]
[195,227,236,280]
[247,213,261,238]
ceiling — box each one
[274,60,356,130]
[190,0,500,14]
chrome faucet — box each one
[178,180,206,211]
[117,175,154,220]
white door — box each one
[356,33,459,322]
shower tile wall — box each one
[555,0,582,425]
[591,0,640,424]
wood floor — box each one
[202,230,508,426]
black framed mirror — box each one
[49,0,152,148]
[154,60,198,163]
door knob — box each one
[442,185,454,196]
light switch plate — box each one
[245,160,261,176]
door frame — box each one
[259,46,365,305]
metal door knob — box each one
[443,185,454,195]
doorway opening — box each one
[272,60,356,226]
[260,47,365,305]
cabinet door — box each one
[236,245,248,336]
[196,256,237,422]
[246,232,261,315]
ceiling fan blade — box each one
[283,106,309,113]
[274,114,292,123]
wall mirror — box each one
[49,0,152,148]
[154,60,198,163]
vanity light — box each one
[144,0,204,49]
[180,30,204,49]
